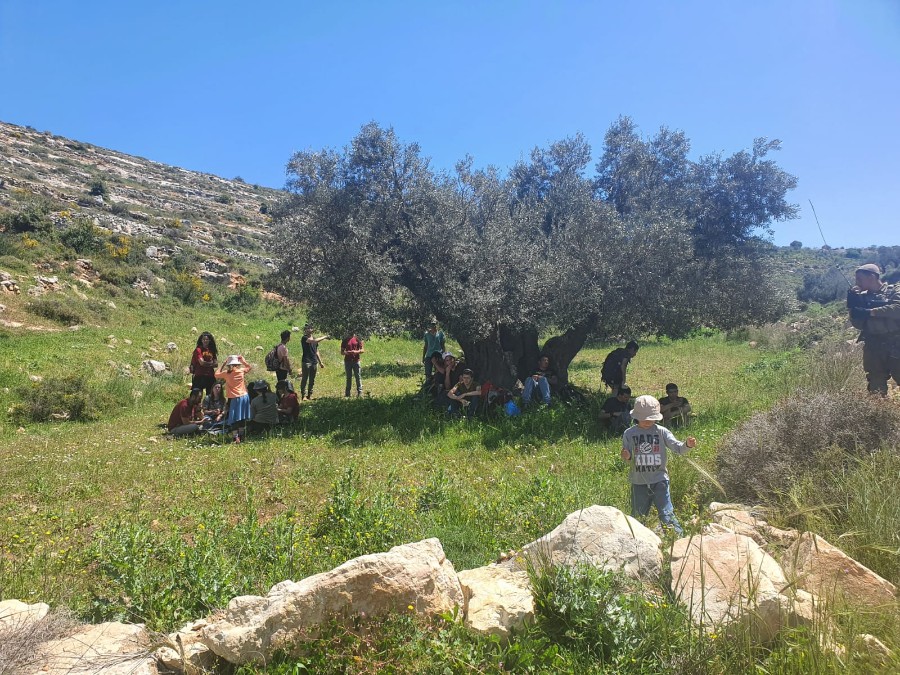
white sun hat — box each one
[630,395,663,422]
[224,355,241,366]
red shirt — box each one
[168,399,199,430]
[191,347,216,378]
[279,392,300,421]
[341,336,364,363]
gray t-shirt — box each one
[622,424,689,485]
[250,394,279,425]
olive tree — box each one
[272,120,798,388]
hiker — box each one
[599,385,632,433]
[167,388,205,437]
[249,380,279,432]
[422,320,446,381]
[848,263,900,396]
[620,395,696,536]
[216,354,252,442]
[276,379,300,423]
[447,368,481,418]
[659,383,692,426]
[273,330,293,382]
[521,355,558,406]
[601,341,639,395]
[202,380,227,426]
[300,324,329,400]
[340,331,365,397]
[190,331,218,396]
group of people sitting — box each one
[166,331,301,442]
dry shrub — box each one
[717,389,900,502]
[0,607,77,674]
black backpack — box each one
[264,345,280,371]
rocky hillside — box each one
[0,120,281,271]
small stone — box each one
[29,375,43,383]
[166,342,178,351]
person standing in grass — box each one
[620,395,696,536]
[217,354,252,442]
[300,324,328,400]
[847,263,900,396]
[190,331,218,396]
[601,340,638,395]
[274,330,293,383]
[340,331,365,397]
[422,320,446,382]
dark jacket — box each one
[850,283,900,339]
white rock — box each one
[458,564,534,639]
[29,375,43,383]
[516,505,662,581]
[166,342,178,351]
[0,599,50,631]
[671,532,791,642]
[22,621,157,675]
[201,538,463,665]
[141,359,168,374]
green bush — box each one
[10,374,119,424]
[59,218,103,254]
[171,272,205,305]
[220,283,261,311]
[88,179,108,197]
[0,199,53,233]
[26,297,87,325]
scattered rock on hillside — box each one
[458,564,534,639]
[515,505,662,581]
[165,342,177,351]
[783,533,898,608]
[142,359,168,374]
[201,538,464,665]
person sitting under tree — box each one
[447,368,481,418]
[659,383,692,427]
[599,385,632,433]
[521,355,558,407]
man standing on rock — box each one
[848,264,900,396]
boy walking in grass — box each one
[620,395,696,536]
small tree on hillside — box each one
[790,240,803,249]
[272,120,798,388]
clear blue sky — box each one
[1,0,898,247]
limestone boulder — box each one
[141,359,168,374]
[458,564,534,639]
[23,621,157,675]
[0,599,50,631]
[201,538,463,665]
[154,618,216,673]
[517,505,662,581]
[671,532,792,642]
[783,533,898,608]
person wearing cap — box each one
[659,383,692,427]
[300,324,329,400]
[599,385,632,433]
[433,351,465,401]
[276,379,300,423]
[422,320,446,382]
[249,380,279,431]
[167,388,205,437]
[601,341,639,396]
[848,263,900,395]
[216,354,252,441]
[620,395,696,535]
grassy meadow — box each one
[1,297,898,672]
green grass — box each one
[0,295,897,672]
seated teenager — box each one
[447,368,481,418]
[249,380,279,433]
[167,388,205,437]
[433,352,465,398]
[599,385,632,433]
[660,383,692,426]
[521,355,558,406]
[276,379,300,423]
[202,381,227,427]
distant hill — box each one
[0,120,280,272]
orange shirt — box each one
[219,366,250,399]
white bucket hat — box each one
[224,355,241,366]
[631,395,663,422]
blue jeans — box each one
[344,361,362,396]
[522,377,551,404]
[631,479,683,535]
[448,396,479,418]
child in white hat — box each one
[216,354,252,442]
[620,395,696,535]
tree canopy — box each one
[272,118,798,388]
